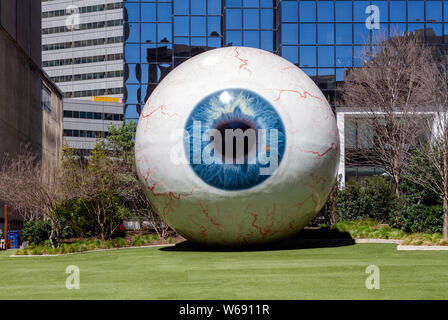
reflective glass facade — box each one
[124,0,448,121]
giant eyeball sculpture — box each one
[135,46,339,246]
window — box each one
[299,24,316,44]
[336,46,352,67]
[372,1,388,23]
[282,1,298,23]
[227,9,242,29]
[141,3,156,22]
[354,24,370,44]
[426,1,443,22]
[318,46,334,67]
[300,46,317,67]
[158,24,172,42]
[191,1,206,15]
[243,9,259,29]
[41,84,51,112]
[125,3,140,22]
[299,1,316,22]
[174,0,189,14]
[208,16,221,35]
[282,24,299,44]
[353,0,370,22]
[317,1,334,22]
[260,9,273,29]
[318,23,334,44]
[336,24,352,44]
[261,31,273,51]
[243,30,259,47]
[335,1,352,22]
[390,1,406,22]
[174,17,189,36]
[191,17,207,36]
[226,0,242,7]
[408,1,424,22]
[208,0,221,15]
[282,46,298,64]
[158,3,172,22]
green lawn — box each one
[1,243,447,299]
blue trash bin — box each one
[8,230,21,249]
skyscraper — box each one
[123,0,448,181]
[42,0,125,154]
[123,0,448,122]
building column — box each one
[336,112,345,189]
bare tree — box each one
[69,144,125,241]
[0,145,65,248]
[100,125,175,240]
[115,163,173,240]
[337,32,432,198]
[405,49,448,240]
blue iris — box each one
[184,88,286,191]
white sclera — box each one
[135,46,340,246]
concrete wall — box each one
[0,0,42,66]
[42,80,64,180]
[0,27,42,159]
[0,24,63,225]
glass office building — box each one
[123,0,448,122]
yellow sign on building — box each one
[91,96,121,103]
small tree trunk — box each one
[443,197,448,240]
[394,174,400,199]
[443,147,448,240]
[49,219,56,249]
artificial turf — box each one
[0,243,447,299]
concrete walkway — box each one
[356,239,448,250]
[9,243,176,257]
[355,239,402,244]
[397,245,448,251]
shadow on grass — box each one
[159,227,354,252]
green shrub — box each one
[132,235,143,246]
[53,196,124,241]
[105,240,114,249]
[390,203,443,233]
[152,234,160,241]
[332,220,405,240]
[336,176,397,223]
[52,198,95,238]
[21,220,51,245]
[115,237,126,248]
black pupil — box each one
[214,121,256,161]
